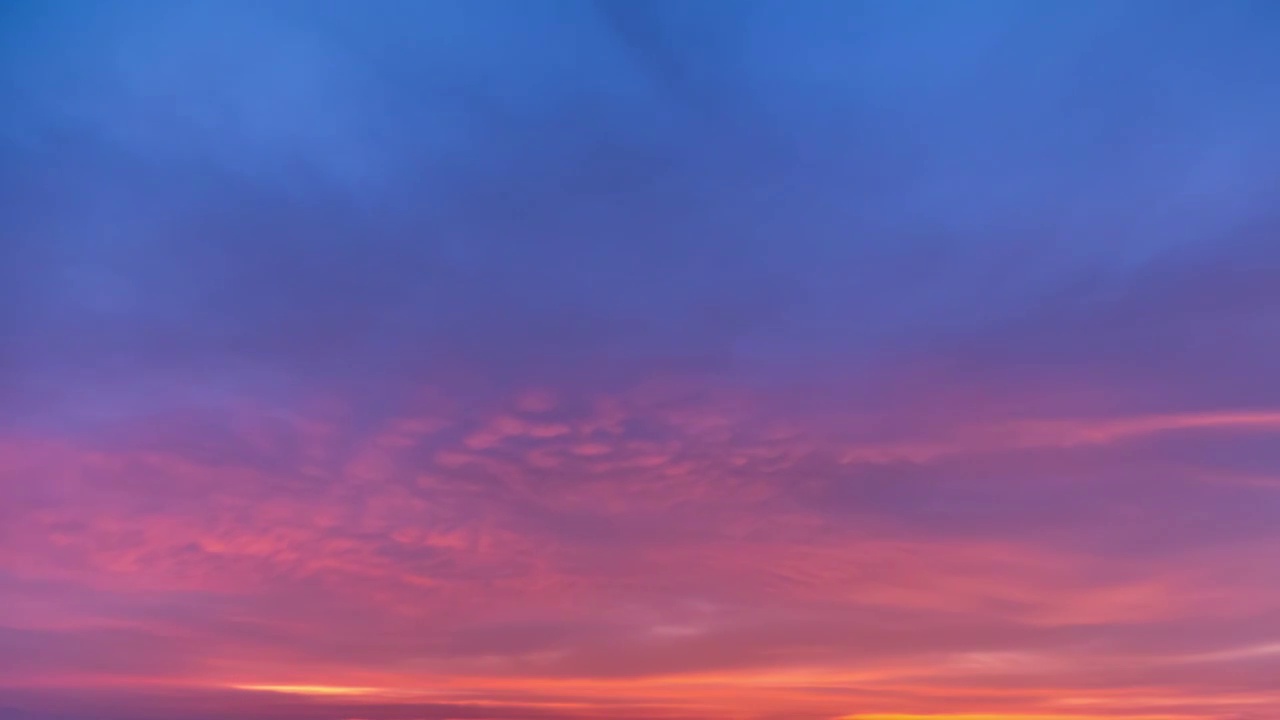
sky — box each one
[3,1,1280,719]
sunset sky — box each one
[4,2,1280,719]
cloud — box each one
[4,382,1280,719]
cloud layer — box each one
[4,1,1280,719]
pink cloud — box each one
[4,382,1280,720]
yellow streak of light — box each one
[230,683,597,711]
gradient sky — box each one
[4,2,1280,719]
